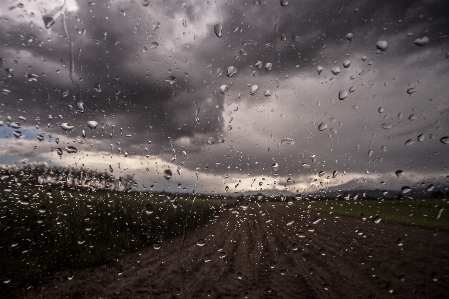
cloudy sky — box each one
[0,0,448,195]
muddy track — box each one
[26,202,449,299]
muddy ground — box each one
[26,202,449,299]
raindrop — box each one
[57,148,63,156]
[166,75,176,85]
[227,125,232,131]
[216,68,223,77]
[61,123,74,131]
[152,21,160,30]
[312,217,321,225]
[214,23,222,38]
[396,238,403,246]
[37,134,44,141]
[317,66,323,75]
[13,131,22,138]
[292,33,300,42]
[141,0,150,6]
[227,66,237,77]
[10,122,20,129]
[373,216,381,224]
[145,203,153,215]
[150,42,159,49]
[220,85,229,94]
[376,40,388,51]
[408,114,417,121]
[153,243,161,250]
[406,88,416,95]
[280,138,295,145]
[182,19,187,27]
[42,15,55,29]
[401,186,411,194]
[292,243,299,251]
[318,170,325,177]
[271,162,279,168]
[331,67,340,75]
[346,32,354,41]
[264,90,271,97]
[381,123,392,129]
[242,40,257,46]
[265,63,272,71]
[225,186,230,192]
[318,122,327,131]
[87,121,98,129]
[405,139,414,146]
[426,184,435,192]
[417,134,425,142]
[250,85,258,95]
[338,90,348,100]
[197,239,206,246]
[414,37,429,46]
[66,146,78,154]
[269,260,276,268]
[280,0,288,6]
[237,272,243,279]
[164,169,172,180]
[440,136,449,144]
[395,170,404,177]
[255,61,262,68]
[93,83,101,92]
[343,60,351,68]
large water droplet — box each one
[145,203,153,215]
[401,186,411,194]
[66,146,78,154]
[265,63,272,71]
[280,0,288,6]
[395,170,404,177]
[42,15,55,29]
[166,75,176,85]
[250,85,258,95]
[280,138,295,145]
[10,122,20,129]
[373,216,381,224]
[214,23,222,38]
[346,32,354,41]
[376,40,388,51]
[317,66,323,75]
[13,131,22,138]
[197,239,206,246]
[417,134,425,142]
[150,42,159,49]
[331,67,340,75]
[164,169,172,180]
[227,66,237,77]
[426,184,435,192]
[405,139,414,146]
[318,122,327,131]
[61,123,74,131]
[414,36,429,46]
[152,21,160,30]
[220,85,229,94]
[440,136,449,144]
[343,60,351,68]
[338,90,348,100]
[87,121,98,129]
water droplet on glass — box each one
[242,40,257,46]
[376,40,388,51]
[396,238,403,246]
[373,216,381,224]
[346,32,354,41]
[66,146,77,154]
[343,60,351,68]
[227,66,237,77]
[166,75,176,85]
[339,90,348,100]
[220,85,229,94]
[264,90,271,97]
[153,243,161,250]
[214,23,222,38]
[269,260,276,268]
[395,170,404,177]
[317,66,323,75]
[408,114,417,121]
[227,125,232,131]
[61,123,74,131]
[401,186,411,194]
[312,217,321,225]
[417,134,425,142]
[405,139,414,146]
[37,134,44,141]
[152,21,160,30]
[271,162,279,168]
[219,252,227,259]
[42,15,55,29]
[331,67,340,75]
[414,36,429,46]
[57,148,63,156]
[440,136,449,144]
[255,61,262,68]
[145,203,153,215]
[150,42,159,49]
[87,121,98,129]
[13,131,22,138]
[265,63,272,71]
[141,0,150,6]
[10,122,20,129]
[381,123,392,129]
[426,184,435,192]
[280,138,295,145]
[250,85,258,95]
[197,239,206,246]
[164,169,172,180]
[292,33,300,42]
[318,122,327,131]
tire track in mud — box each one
[26,202,449,299]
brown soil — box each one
[26,202,449,299]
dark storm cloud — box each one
[0,0,448,193]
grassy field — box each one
[0,185,237,297]
[289,199,449,231]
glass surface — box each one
[0,0,448,298]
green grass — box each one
[0,185,237,297]
[288,199,449,231]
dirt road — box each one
[27,202,449,298]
